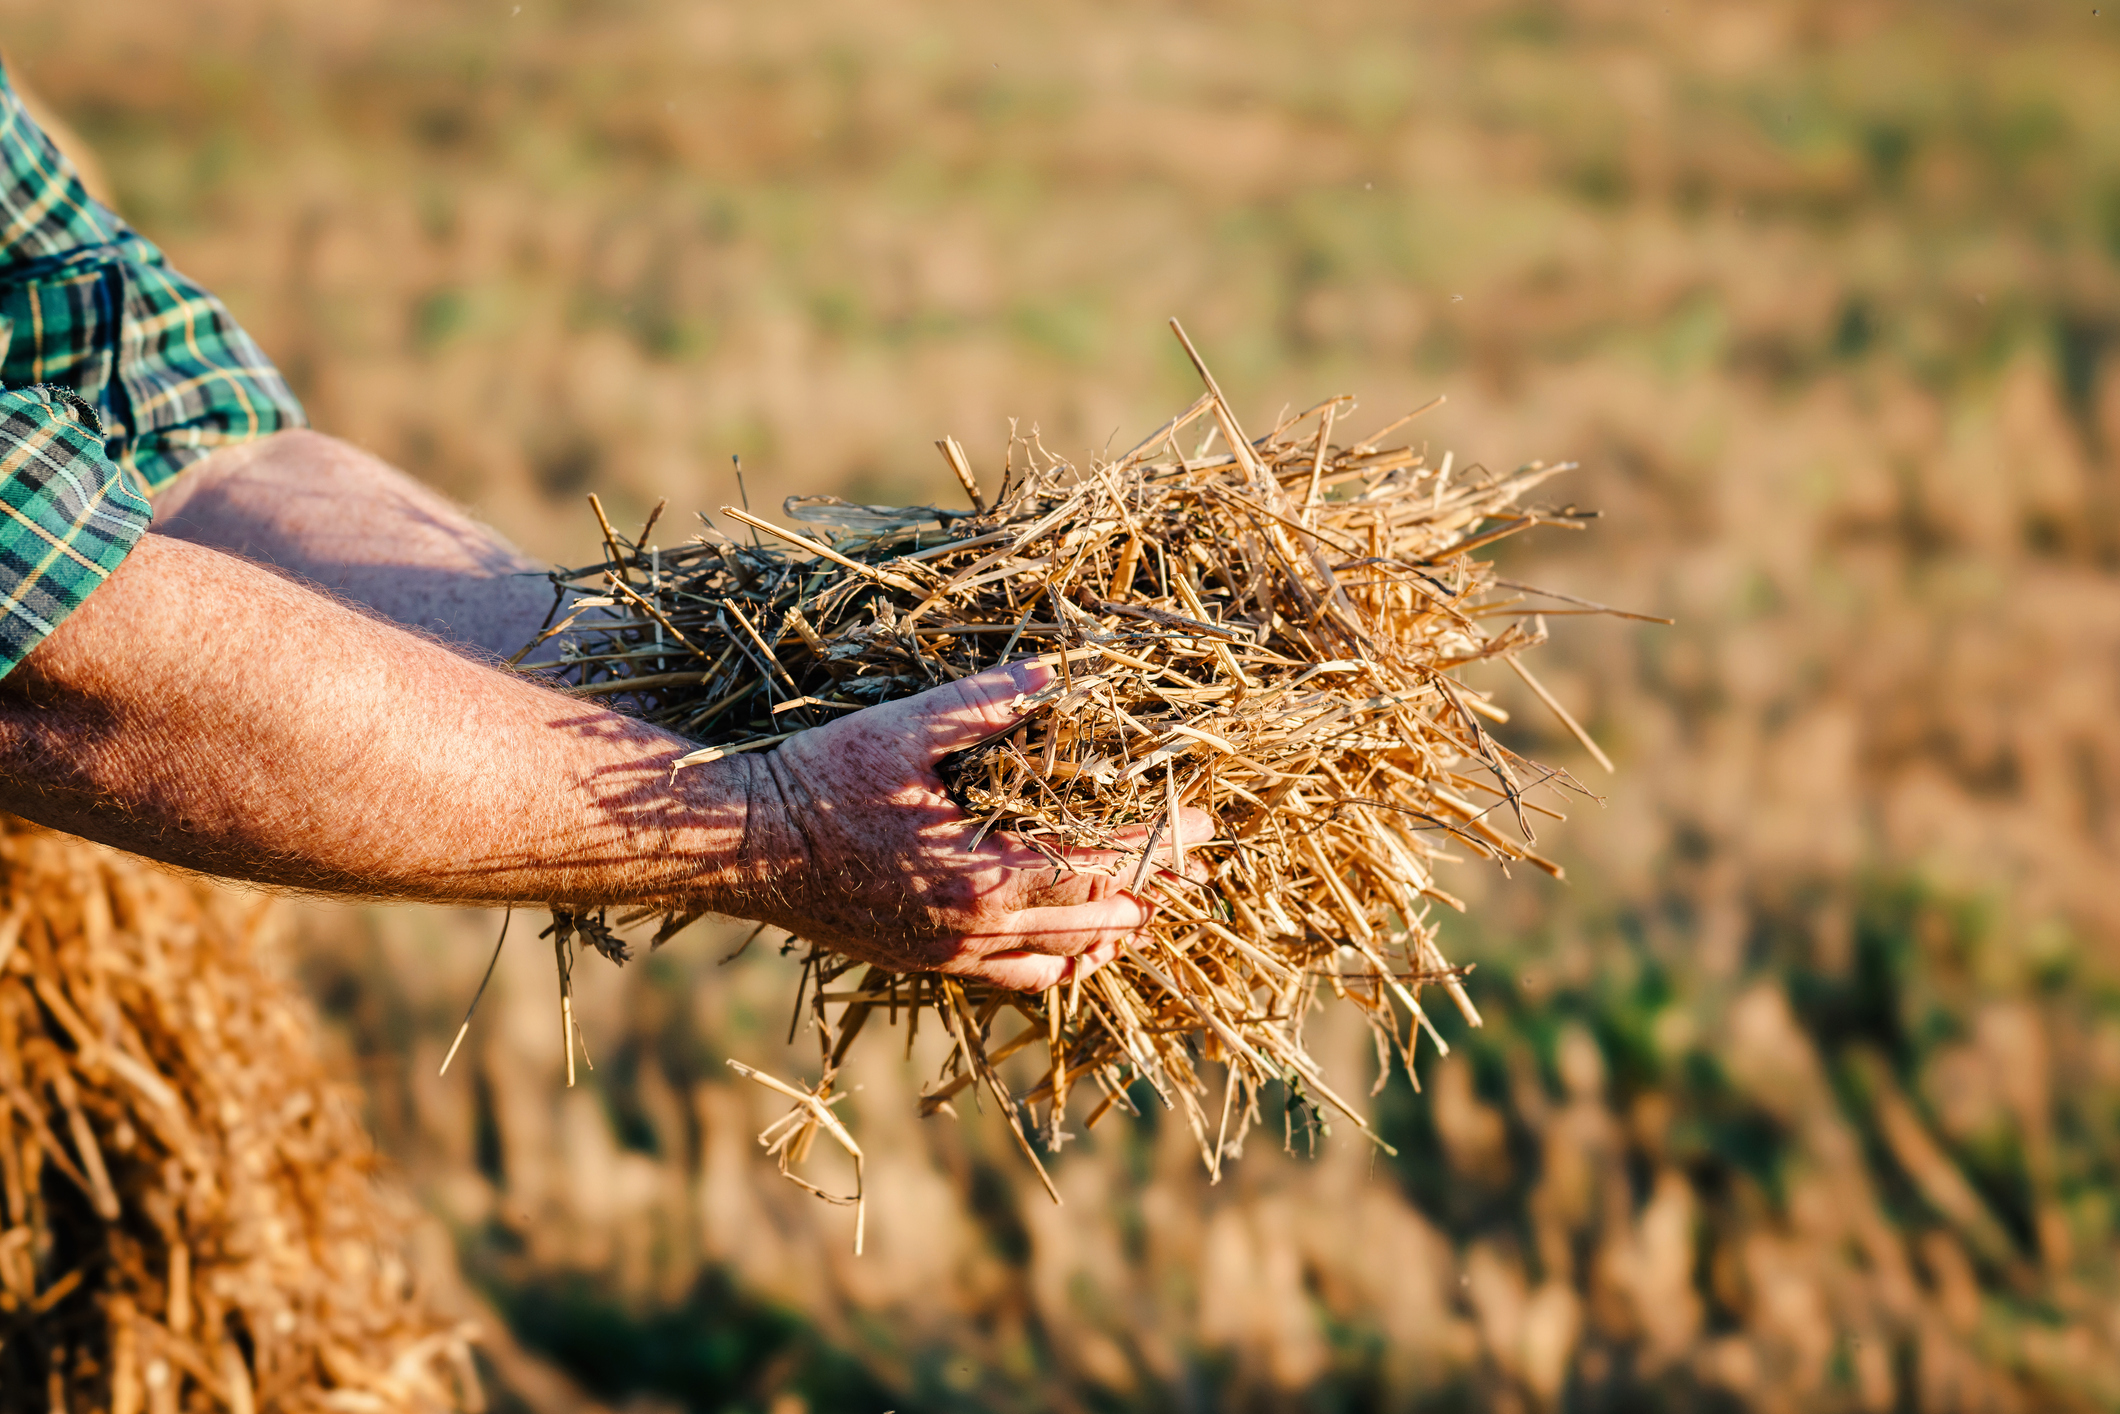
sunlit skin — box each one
[0,430,1208,990]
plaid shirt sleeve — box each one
[0,385,150,677]
[0,61,303,679]
[0,65,305,496]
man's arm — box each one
[0,534,1182,989]
[150,429,560,662]
[0,532,750,903]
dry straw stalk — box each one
[0,819,476,1411]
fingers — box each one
[944,936,1125,992]
[1111,805,1218,846]
[884,659,1054,761]
[999,805,1218,908]
[932,892,1147,985]
[1014,808,1218,873]
[1092,806,1218,862]
[991,892,1154,955]
[1012,865,1122,911]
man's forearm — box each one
[151,430,561,661]
[0,533,763,909]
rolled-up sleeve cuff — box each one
[0,385,151,679]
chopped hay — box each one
[520,324,1638,1231]
[0,818,476,1412]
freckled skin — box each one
[735,667,1210,991]
[0,431,1208,990]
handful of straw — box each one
[519,323,1631,1241]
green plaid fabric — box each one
[0,61,303,677]
[0,385,150,676]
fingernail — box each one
[1002,658,1053,693]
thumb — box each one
[895,659,1054,762]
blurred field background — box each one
[9,0,2120,1409]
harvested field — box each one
[14,0,2120,1408]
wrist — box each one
[657,750,807,917]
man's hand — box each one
[733,662,1213,991]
